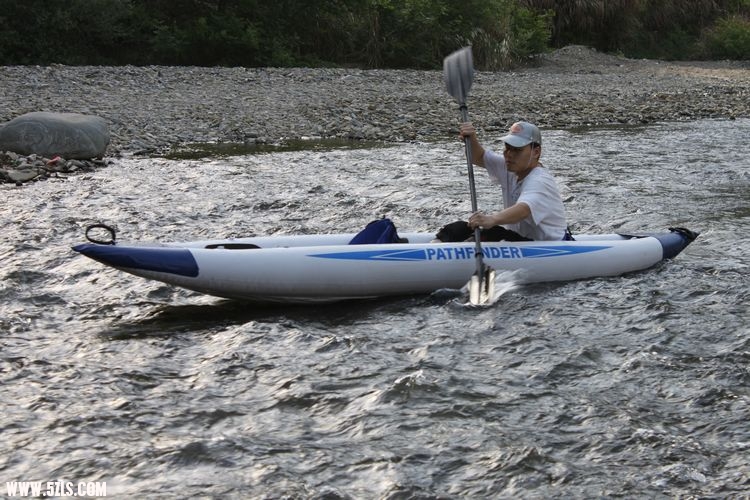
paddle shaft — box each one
[443,46,492,303]
[459,105,485,277]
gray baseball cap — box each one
[500,121,541,147]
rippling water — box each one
[2,119,749,498]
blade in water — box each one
[469,266,495,305]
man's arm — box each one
[459,122,486,168]
[468,202,531,229]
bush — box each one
[465,3,552,70]
[701,15,750,59]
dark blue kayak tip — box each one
[72,243,200,277]
[656,227,699,260]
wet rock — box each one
[6,168,42,184]
[0,150,107,184]
[0,112,110,159]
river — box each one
[2,119,748,498]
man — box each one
[435,121,570,242]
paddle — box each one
[443,46,495,305]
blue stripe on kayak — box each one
[310,245,611,262]
[311,248,429,262]
[520,245,611,258]
[72,244,199,277]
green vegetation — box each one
[702,14,750,58]
[0,0,747,68]
[521,0,750,60]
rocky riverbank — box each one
[1,46,748,183]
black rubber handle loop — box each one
[85,223,117,245]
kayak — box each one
[72,226,698,303]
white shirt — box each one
[483,150,567,240]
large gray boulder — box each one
[0,112,109,159]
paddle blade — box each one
[468,266,495,305]
[443,47,474,105]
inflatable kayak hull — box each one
[72,228,697,303]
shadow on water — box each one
[158,122,663,160]
[95,268,533,341]
[162,137,395,160]
[98,292,456,340]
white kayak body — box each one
[72,228,698,303]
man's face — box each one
[503,143,539,176]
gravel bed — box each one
[1,46,748,182]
